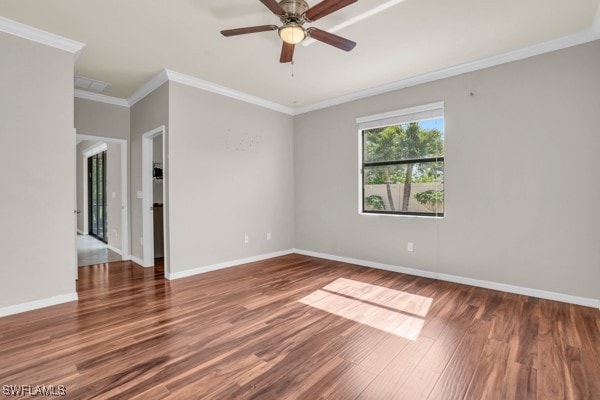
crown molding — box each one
[164,69,295,115]
[294,29,600,115]
[75,89,129,108]
[0,16,85,58]
[128,69,169,107]
[76,27,600,116]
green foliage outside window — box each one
[414,190,444,212]
[363,121,444,213]
[365,195,385,210]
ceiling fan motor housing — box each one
[279,0,309,23]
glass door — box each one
[88,151,107,242]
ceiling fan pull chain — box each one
[291,60,295,78]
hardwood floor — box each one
[0,254,599,399]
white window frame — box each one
[357,101,445,217]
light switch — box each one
[137,190,143,199]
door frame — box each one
[142,126,168,274]
[85,147,108,242]
[77,134,130,259]
[81,142,107,235]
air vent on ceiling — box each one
[74,75,111,93]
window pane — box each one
[364,161,444,214]
[363,117,444,163]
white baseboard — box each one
[0,293,78,318]
[292,249,600,309]
[130,255,145,266]
[293,248,439,280]
[165,249,295,280]
[107,244,122,255]
[77,229,86,235]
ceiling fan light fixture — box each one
[279,23,306,44]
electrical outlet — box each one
[267,232,271,240]
[407,242,414,252]
[244,235,249,244]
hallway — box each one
[77,234,121,266]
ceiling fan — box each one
[221,0,358,63]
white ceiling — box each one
[1,0,599,107]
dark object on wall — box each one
[153,166,163,180]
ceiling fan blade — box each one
[280,42,295,63]
[259,0,287,16]
[307,28,356,51]
[304,0,357,22]
[221,25,278,37]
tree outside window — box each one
[362,116,444,216]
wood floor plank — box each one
[320,364,377,400]
[0,255,597,399]
[463,338,513,400]
[426,318,492,400]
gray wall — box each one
[75,97,130,140]
[168,82,294,272]
[294,40,600,300]
[105,142,122,250]
[130,83,169,261]
[0,32,76,307]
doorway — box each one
[88,150,107,242]
[142,126,168,275]
[76,134,130,265]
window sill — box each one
[359,212,445,219]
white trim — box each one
[128,70,169,106]
[141,126,169,275]
[294,249,439,279]
[77,229,86,235]
[82,152,88,234]
[75,89,129,108]
[292,249,600,309]
[356,101,444,125]
[0,16,85,58]
[128,69,296,114]
[165,249,295,280]
[436,273,600,310]
[0,293,78,318]
[294,29,600,115]
[76,30,600,115]
[164,69,295,115]
[72,129,78,281]
[107,244,122,255]
[77,134,130,260]
[130,255,145,266]
[82,142,107,157]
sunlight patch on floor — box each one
[324,277,433,317]
[299,278,432,340]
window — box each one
[358,102,445,217]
